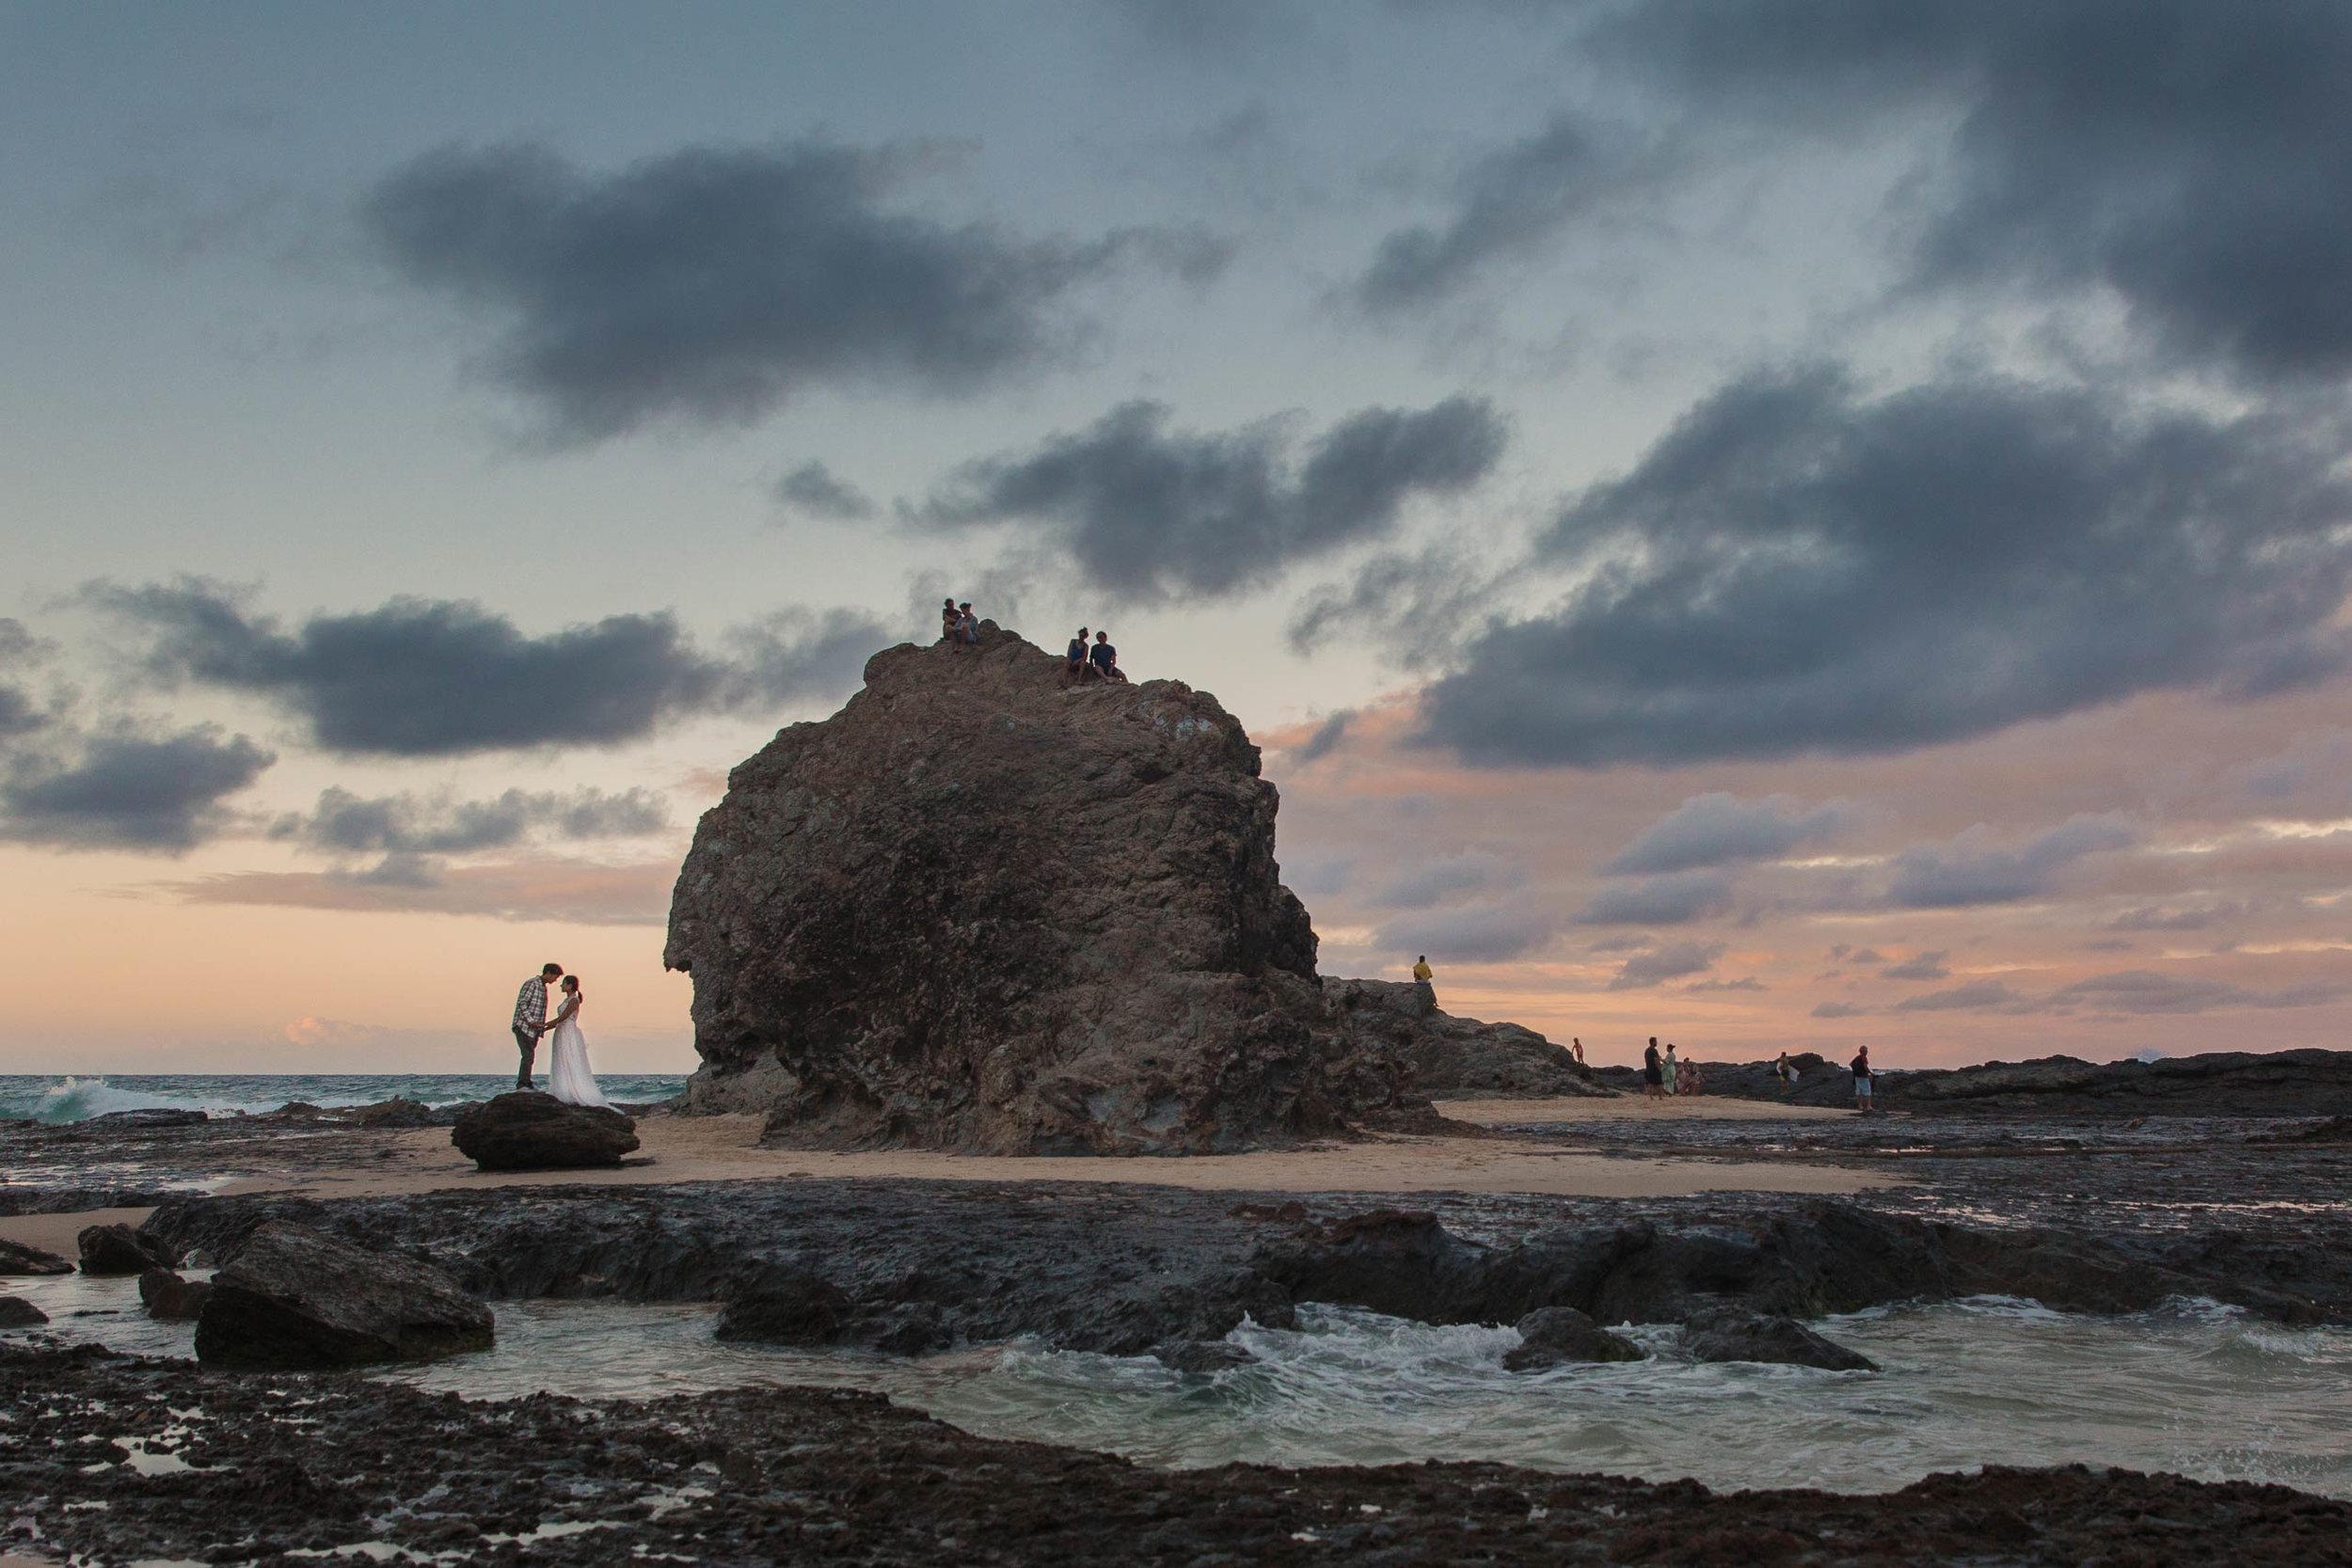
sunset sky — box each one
[6,2,2351,1074]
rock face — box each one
[138,1268,212,1321]
[1324,979,1606,1099]
[77,1223,177,1275]
[451,1092,639,1170]
[665,626,1417,1153]
[0,1239,72,1276]
[193,1221,492,1370]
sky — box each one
[5,0,2351,1074]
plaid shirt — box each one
[514,975,549,1032]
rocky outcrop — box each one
[1682,1307,1876,1371]
[0,1296,46,1328]
[139,1268,211,1321]
[193,1221,492,1370]
[1599,1048,2352,1117]
[1503,1306,1642,1370]
[354,1097,440,1129]
[451,1092,639,1170]
[0,1239,72,1276]
[1323,978,1607,1099]
[664,626,1420,1153]
[77,1223,177,1275]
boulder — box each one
[1682,1307,1876,1371]
[77,1223,178,1275]
[355,1096,440,1129]
[664,626,1421,1153]
[451,1092,639,1171]
[1503,1306,1643,1370]
[193,1221,492,1370]
[1323,978,1608,1099]
[139,1268,212,1321]
[0,1295,47,1328]
[88,1107,208,1129]
[0,1238,73,1276]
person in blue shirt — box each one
[1089,630,1125,682]
[1066,627,1091,678]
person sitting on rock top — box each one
[941,597,961,643]
[1089,629,1125,681]
[1067,626,1092,678]
[956,602,980,646]
[1411,954,1435,1006]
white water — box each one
[0,1072,687,1124]
[19,1272,2346,1499]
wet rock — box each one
[77,1222,178,1275]
[2249,1115,2352,1144]
[0,1295,46,1328]
[664,626,1421,1153]
[1682,1307,1877,1371]
[1323,978,1609,1100]
[138,1268,212,1321]
[355,1096,440,1129]
[89,1106,209,1129]
[1503,1307,1642,1370]
[0,1238,73,1275]
[715,1265,854,1344]
[451,1091,638,1170]
[1152,1338,1257,1374]
[194,1221,493,1370]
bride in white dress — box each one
[545,974,612,1108]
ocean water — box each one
[16,1271,2349,1500]
[0,1072,690,1124]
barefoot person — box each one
[1852,1045,1875,1113]
[512,962,562,1090]
[545,974,612,1109]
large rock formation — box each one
[666,626,1421,1153]
[193,1221,492,1370]
[451,1092,640,1170]
[1323,979,1605,1099]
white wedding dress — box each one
[546,1004,611,1108]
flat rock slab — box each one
[451,1091,639,1170]
[193,1221,492,1370]
[0,1239,72,1276]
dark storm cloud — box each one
[1603,792,1852,875]
[1878,950,1950,981]
[0,727,274,852]
[773,461,877,522]
[95,581,887,757]
[2050,969,2344,1015]
[1596,0,2352,385]
[1289,709,1354,764]
[1421,367,2352,766]
[1606,939,1724,990]
[917,397,1505,602]
[1289,546,1496,670]
[1354,114,1665,314]
[1886,816,2134,909]
[275,785,667,857]
[0,619,52,736]
[1572,868,1733,927]
[364,142,1220,444]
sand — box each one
[0,1102,1888,1259]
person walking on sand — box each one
[512,962,562,1091]
[1852,1045,1875,1112]
[1643,1037,1666,1100]
[1411,954,1436,1008]
[1662,1041,1678,1095]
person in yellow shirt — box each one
[1411,955,1435,1008]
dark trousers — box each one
[514,1025,538,1089]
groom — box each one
[512,962,563,1090]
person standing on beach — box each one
[1662,1041,1679,1095]
[512,962,562,1090]
[1852,1045,1874,1112]
[1643,1037,1665,1100]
